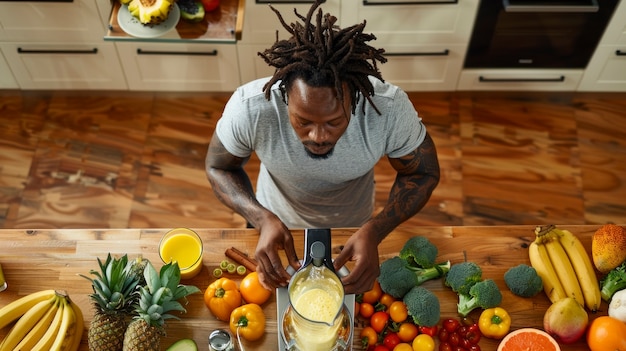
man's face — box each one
[287,78,351,159]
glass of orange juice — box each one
[159,228,203,280]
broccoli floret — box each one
[403,286,440,327]
[445,261,483,295]
[600,261,626,302]
[378,256,451,298]
[457,279,502,317]
[504,264,543,298]
[399,236,438,268]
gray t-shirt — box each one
[215,76,426,228]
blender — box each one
[277,228,354,351]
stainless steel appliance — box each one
[465,0,619,69]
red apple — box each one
[544,297,589,344]
[200,0,219,12]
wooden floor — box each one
[1,90,625,231]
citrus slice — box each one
[497,328,560,351]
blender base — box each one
[276,287,355,351]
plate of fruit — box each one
[118,0,180,38]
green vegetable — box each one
[457,279,502,317]
[503,264,543,298]
[379,256,451,298]
[166,338,198,351]
[600,261,626,302]
[402,286,440,327]
[445,261,483,295]
[399,236,439,268]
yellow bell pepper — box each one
[229,303,266,341]
[478,307,511,339]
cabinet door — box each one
[0,50,18,89]
[116,42,240,92]
[237,44,275,84]
[379,43,466,91]
[578,46,626,91]
[238,0,342,44]
[1,42,127,90]
[0,0,105,42]
[351,0,479,45]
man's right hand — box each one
[253,216,301,290]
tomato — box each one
[239,271,272,305]
[200,0,220,12]
[419,325,438,337]
[380,293,396,310]
[389,301,408,323]
[204,277,242,321]
[442,318,460,333]
[397,322,419,343]
[438,343,453,351]
[355,301,361,317]
[393,343,413,351]
[462,324,481,345]
[383,332,401,350]
[360,302,375,318]
[374,346,391,351]
[362,280,383,304]
[587,316,626,351]
[360,326,378,348]
[412,334,435,351]
[229,303,265,341]
[370,311,390,333]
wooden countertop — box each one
[0,225,614,350]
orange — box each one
[497,328,560,351]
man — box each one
[205,0,440,294]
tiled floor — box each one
[1,90,625,230]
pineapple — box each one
[131,255,149,287]
[127,0,174,25]
[81,254,141,351]
[122,261,200,351]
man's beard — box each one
[304,145,334,159]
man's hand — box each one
[333,228,380,294]
[254,216,301,290]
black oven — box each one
[465,0,618,69]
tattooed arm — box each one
[334,132,440,294]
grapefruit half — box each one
[497,328,560,351]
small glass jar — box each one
[209,329,235,351]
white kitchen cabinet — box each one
[116,42,240,91]
[0,0,127,90]
[236,0,342,84]
[350,0,479,91]
[578,0,626,91]
[0,50,18,89]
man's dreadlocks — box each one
[258,0,387,115]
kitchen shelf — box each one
[104,0,244,44]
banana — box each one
[529,239,568,303]
[11,294,61,351]
[31,297,65,351]
[539,226,585,306]
[50,296,76,351]
[66,299,84,351]
[0,289,57,330]
[555,227,602,312]
[0,294,58,351]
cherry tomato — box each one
[383,332,401,350]
[397,322,419,343]
[380,293,396,310]
[355,301,361,317]
[412,333,435,351]
[362,280,383,304]
[370,311,390,333]
[463,324,481,345]
[438,343,453,351]
[389,301,408,323]
[360,302,375,319]
[360,326,378,348]
[393,343,413,351]
[373,345,391,351]
[442,318,460,333]
[419,325,438,337]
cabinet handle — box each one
[136,49,218,56]
[616,50,626,56]
[363,0,457,5]
[17,48,98,55]
[479,76,566,83]
[384,49,449,57]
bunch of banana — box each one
[0,289,83,351]
[529,224,602,312]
